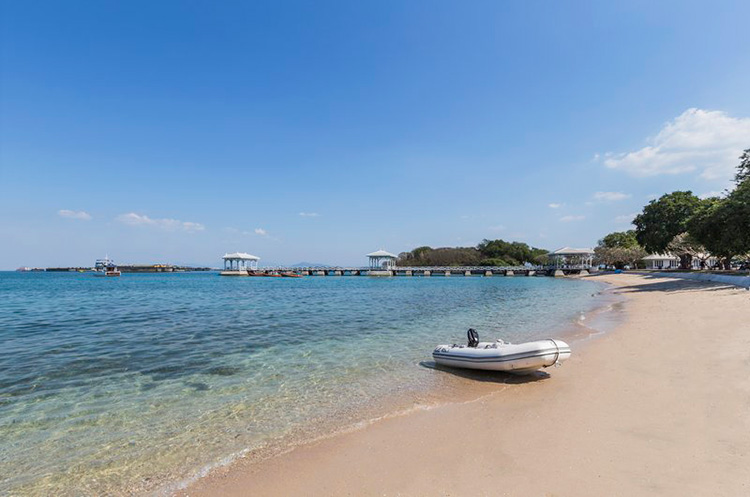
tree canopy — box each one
[632,148,750,269]
[594,230,646,269]
[397,238,549,267]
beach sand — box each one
[178,274,750,496]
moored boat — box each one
[94,257,121,277]
[432,328,571,375]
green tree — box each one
[736,148,750,184]
[633,191,701,268]
[688,197,736,269]
[594,230,646,269]
[600,230,640,249]
[722,180,750,260]
[687,149,750,268]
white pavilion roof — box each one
[222,252,260,260]
[548,247,594,256]
[366,249,397,258]
[642,253,679,261]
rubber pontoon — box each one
[432,328,571,375]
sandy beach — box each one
[179,273,750,496]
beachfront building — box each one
[548,247,595,269]
[642,253,680,270]
[642,253,719,270]
[366,249,398,269]
[221,252,260,275]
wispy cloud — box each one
[698,190,726,199]
[254,228,268,236]
[548,203,563,209]
[600,108,750,181]
[116,212,204,232]
[488,225,506,232]
[614,213,638,224]
[593,191,631,202]
[560,215,585,222]
[299,212,319,217]
[58,209,92,220]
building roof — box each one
[548,247,594,256]
[222,252,260,260]
[366,249,397,258]
[642,253,680,261]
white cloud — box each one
[698,190,726,199]
[58,209,92,220]
[488,225,506,232]
[601,108,750,181]
[560,215,585,222]
[116,212,204,232]
[299,212,319,217]
[254,228,268,236]
[593,191,631,202]
[614,213,638,224]
[548,203,563,209]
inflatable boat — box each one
[432,329,571,375]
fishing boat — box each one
[432,328,571,375]
[94,257,121,277]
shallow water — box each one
[0,272,608,495]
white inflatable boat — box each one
[432,329,571,375]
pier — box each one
[243,266,593,277]
[219,248,595,277]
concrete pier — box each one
[368,270,393,277]
[224,265,594,278]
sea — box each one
[0,271,614,495]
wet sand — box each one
[178,274,750,496]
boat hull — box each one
[432,339,571,374]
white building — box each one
[548,247,595,269]
[221,252,260,275]
[366,249,398,269]
[642,253,718,270]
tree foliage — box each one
[594,230,646,269]
[736,148,750,184]
[632,148,750,269]
[599,230,640,249]
[397,239,549,267]
[633,191,701,268]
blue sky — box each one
[1,1,749,268]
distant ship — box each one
[94,257,121,277]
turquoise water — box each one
[0,272,607,495]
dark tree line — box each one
[397,239,549,267]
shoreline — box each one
[177,273,750,496]
[161,278,617,495]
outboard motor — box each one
[467,328,479,348]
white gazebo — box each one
[366,249,398,270]
[221,252,260,275]
[548,247,595,269]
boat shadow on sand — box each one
[419,361,550,384]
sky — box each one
[1,0,749,268]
